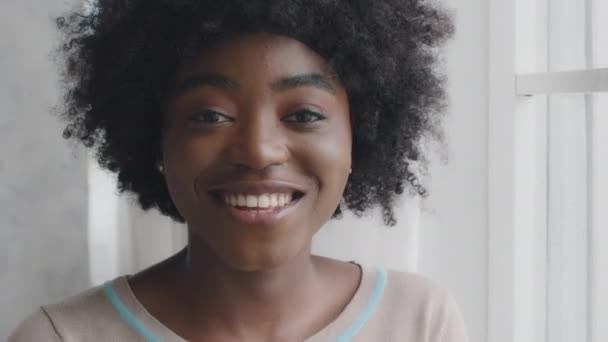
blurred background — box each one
[1,0,606,341]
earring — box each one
[157,162,164,174]
[349,168,352,174]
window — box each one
[489,0,607,341]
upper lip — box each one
[208,180,307,196]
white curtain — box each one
[312,198,420,272]
[512,0,608,341]
[87,164,187,284]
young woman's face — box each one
[162,33,351,271]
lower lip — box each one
[212,195,303,225]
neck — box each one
[174,234,326,336]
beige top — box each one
[9,265,469,342]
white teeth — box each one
[269,194,278,207]
[246,195,258,207]
[237,194,246,206]
[258,194,270,208]
[222,193,295,208]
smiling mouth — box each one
[209,191,305,211]
[207,191,305,225]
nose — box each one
[226,112,290,171]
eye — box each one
[189,110,233,124]
[283,109,326,124]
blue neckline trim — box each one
[103,281,161,342]
[103,266,387,342]
[334,267,388,342]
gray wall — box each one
[0,0,89,338]
[418,1,490,341]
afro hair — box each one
[55,0,453,226]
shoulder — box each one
[383,269,452,308]
[360,267,469,341]
[8,307,61,342]
[8,278,134,341]
[376,269,457,321]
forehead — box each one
[174,33,335,83]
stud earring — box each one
[157,163,164,174]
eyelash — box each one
[189,109,326,125]
[189,110,232,124]
[283,109,326,124]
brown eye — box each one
[190,110,233,124]
[283,109,326,124]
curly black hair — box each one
[55,0,453,227]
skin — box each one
[128,33,360,342]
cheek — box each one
[160,130,223,218]
[295,120,352,200]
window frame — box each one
[488,0,607,341]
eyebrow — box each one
[173,72,337,97]
[174,73,239,94]
[270,73,337,94]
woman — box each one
[10,0,466,341]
